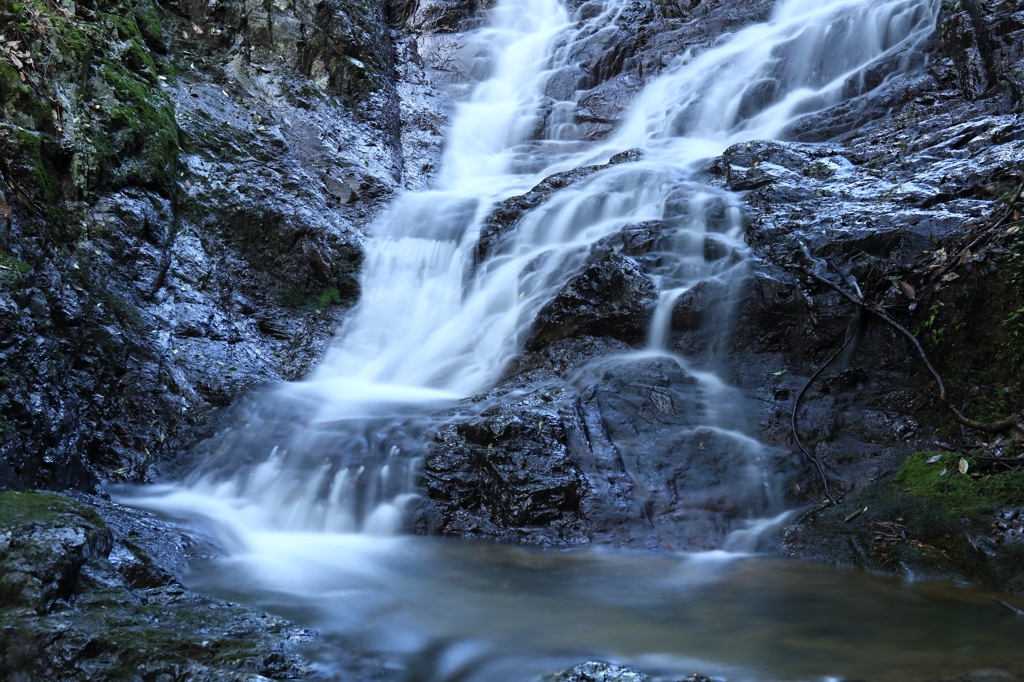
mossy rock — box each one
[786,452,1024,593]
[0,491,110,613]
[0,0,180,197]
[0,63,52,131]
[0,491,321,680]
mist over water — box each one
[112,0,1024,680]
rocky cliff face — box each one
[0,0,450,672]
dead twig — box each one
[844,506,866,522]
[991,596,1024,617]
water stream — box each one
[117,0,1024,679]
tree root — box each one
[791,322,855,504]
[991,596,1024,617]
[785,252,1024,436]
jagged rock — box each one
[0,490,332,680]
[422,383,590,543]
[476,149,644,265]
[526,252,657,351]
[545,662,648,682]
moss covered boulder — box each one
[0,490,324,681]
[783,451,1024,594]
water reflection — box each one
[155,525,1024,682]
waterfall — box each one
[108,3,978,675]
[121,0,939,535]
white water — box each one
[113,1,983,679]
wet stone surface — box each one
[0,490,340,681]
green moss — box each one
[0,490,106,531]
[893,451,1024,509]
[0,63,51,130]
[0,0,179,196]
[96,62,179,189]
[0,125,63,218]
[131,0,165,51]
[317,285,342,308]
[272,284,332,310]
[0,249,31,286]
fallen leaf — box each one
[898,280,916,299]
[958,457,969,475]
[941,272,959,282]
[927,454,942,464]
[191,22,204,34]
[183,30,189,39]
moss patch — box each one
[0,249,31,285]
[787,452,1024,593]
[0,490,106,531]
[894,451,1024,509]
[0,0,179,197]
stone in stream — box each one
[545,662,648,682]
[424,382,590,542]
[545,662,717,682]
[0,490,345,681]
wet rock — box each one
[546,662,648,682]
[0,0,458,490]
[547,662,721,682]
[0,490,325,680]
[0,492,111,613]
[476,149,643,265]
[559,0,777,141]
[525,252,657,351]
[423,383,590,543]
[588,357,778,550]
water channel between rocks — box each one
[118,0,1024,679]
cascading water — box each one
[115,0,1024,680]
